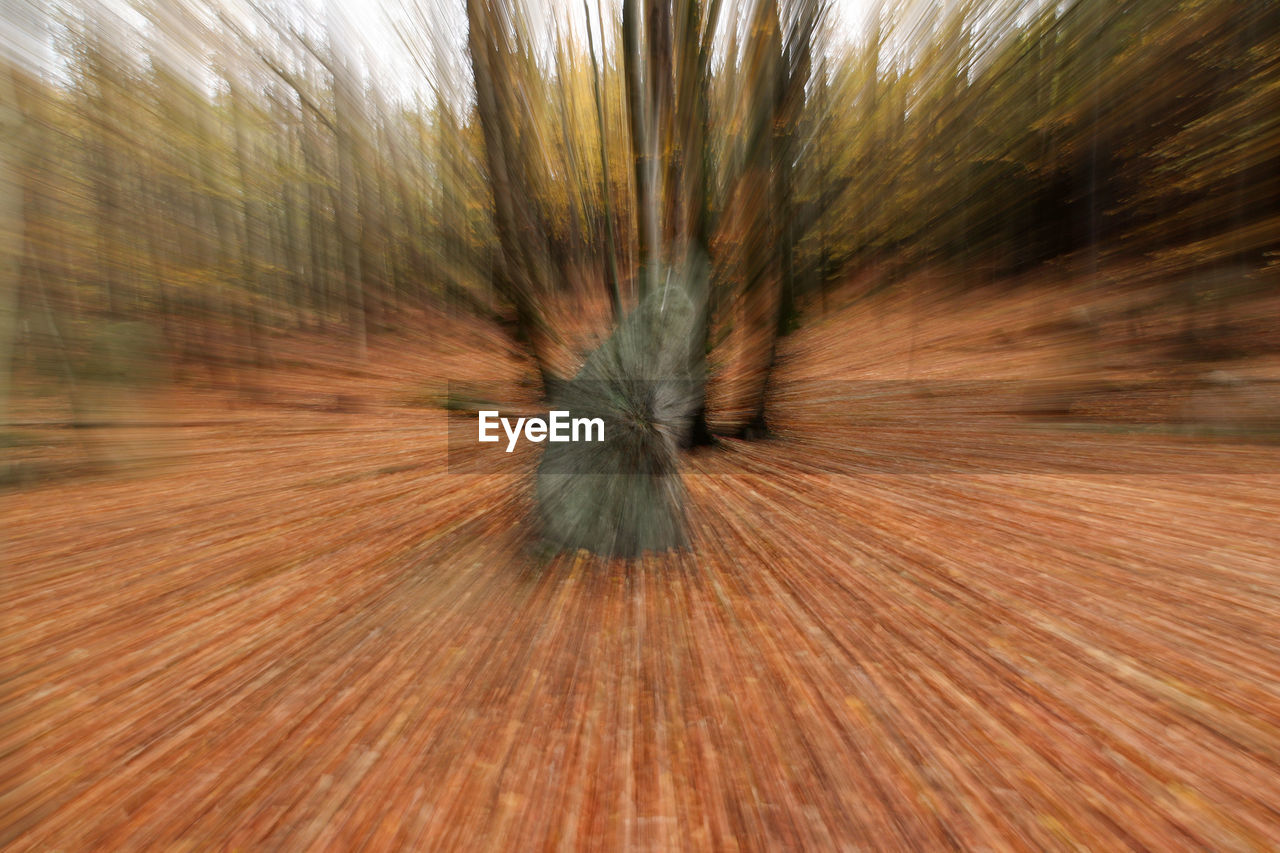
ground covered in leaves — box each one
[4,275,1279,849]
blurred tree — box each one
[728,0,824,438]
[582,0,623,318]
[465,0,560,392]
[0,65,26,477]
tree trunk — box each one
[329,49,368,359]
[584,0,623,320]
[465,0,558,393]
[734,0,815,439]
[0,65,25,480]
[623,0,659,301]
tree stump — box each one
[536,260,707,558]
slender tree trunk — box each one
[623,0,658,301]
[584,0,623,319]
[230,79,272,369]
[298,110,329,330]
[0,66,25,479]
[86,46,123,317]
[681,0,718,446]
[330,53,368,359]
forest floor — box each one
[4,268,1280,849]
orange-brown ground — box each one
[4,274,1279,849]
